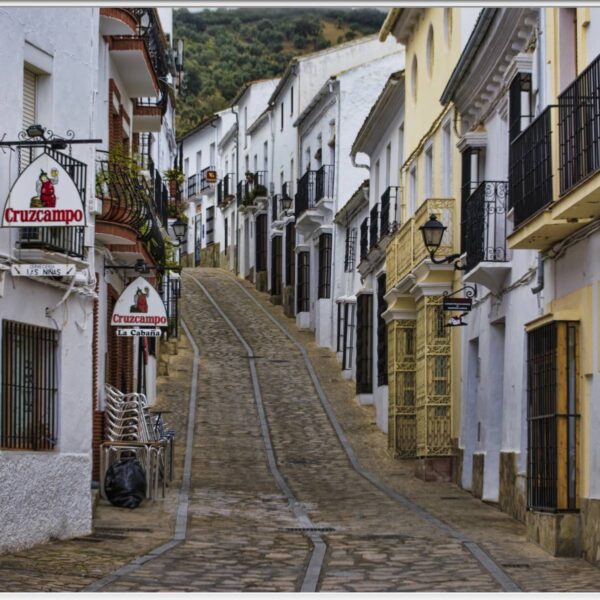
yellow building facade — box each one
[380,8,480,476]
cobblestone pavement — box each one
[1,266,599,592]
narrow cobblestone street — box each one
[1,267,599,592]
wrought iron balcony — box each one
[360,217,369,262]
[18,149,86,259]
[200,165,216,192]
[153,170,169,230]
[187,174,197,199]
[509,106,553,227]
[271,194,280,222]
[95,151,165,265]
[380,186,399,238]
[369,204,379,249]
[558,52,600,195]
[295,170,317,219]
[282,181,293,203]
[237,171,268,207]
[133,8,170,89]
[462,181,509,273]
[315,165,335,203]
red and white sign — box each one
[111,276,168,328]
[2,154,86,227]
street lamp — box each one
[172,218,188,245]
[419,213,465,269]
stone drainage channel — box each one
[84,270,522,593]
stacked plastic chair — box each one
[100,384,172,501]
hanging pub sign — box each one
[2,153,86,227]
[205,169,217,184]
[116,328,162,337]
[442,297,472,312]
[111,276,168,328]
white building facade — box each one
[351,70,405,434]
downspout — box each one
[231,106,240,275]
[330,79,342,349]
[531,253,544,294]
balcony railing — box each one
[187,174,197,198]
[295,170,317,219]
[96,151,165,265]
[360,217,369,262]
[18,149,86,259]
[387,198,455,289]
[462,181,509,273]
[369,204,379,249]
[559,52,600,195]
[200,165,216,191]
[380,186,399,238]
[509,106,553,227]
[153,170,169,230]
[282,180,293,202]
[315,165,335,203]
[237,171,268,206]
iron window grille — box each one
[285,223,295,287]
[271,236,282,297]
[255,214,268,272]
[1,320,59,450]
[297,251,310,313]
[318,233,332,299]
[527,321,579,512]
[380,186,399,238]
[344,227,357,272]
[356,293,373,394]
[377,274,388,386]
[343,303,356,371]
[360,217,369,262]
[369,204,379,249]
[187,173,197,198]
[336,302,345,353]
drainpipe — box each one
[231,106,240,276]
[531,253,544,294]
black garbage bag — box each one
[105,458,146,509]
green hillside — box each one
[174,7,385,135]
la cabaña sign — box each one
[2,154,86,227]
[111,276,168,328]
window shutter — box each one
[21,69,37,170]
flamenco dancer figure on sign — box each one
[30,168,59,208]
[130,287,150,314]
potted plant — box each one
[164,168,185,197]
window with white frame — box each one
[442,120,452,197]
[409,162,417,216]
[424,143,433,199]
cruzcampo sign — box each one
[2,153,86,227]
[110,276,168,328]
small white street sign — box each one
[116,328,162,337]
[11,263,76,277]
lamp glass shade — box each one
[281,196,293,210]
[26,124,45,138]
[172,218,188,241]
[420,213,446,251]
